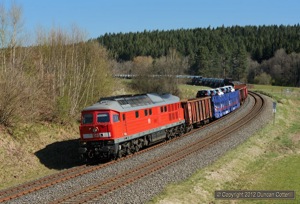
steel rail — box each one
[0,91,261,203]
[50,92,264,203]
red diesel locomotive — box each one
[79,93,186,160]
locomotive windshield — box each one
[97,113,110,123]
[82,113,93,124]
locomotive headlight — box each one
[92,127,99,133]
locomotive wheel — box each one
[186,125,193,133]
[165,130,171,140]
[126,147,132,155]
[131,139,140,153]
[117,150,123,159]
[178,125,185,136]
[134,145,139,153]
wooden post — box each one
[273,101,277,125]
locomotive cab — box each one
[80,111,122,140]
[79,110,122,160]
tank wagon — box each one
[191,77,234,87]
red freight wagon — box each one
[79,93,185,159]
[181,97,212,131]
[234,84,248,104]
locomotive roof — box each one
[82,93,180,112]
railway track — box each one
[0,91,264,203]
[50,91,264,203]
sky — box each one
[4,0,300,40]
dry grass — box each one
[0,123,79,190]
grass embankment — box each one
[150,85,300,204]
[0,123,79,190]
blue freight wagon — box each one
[211,91,240,119]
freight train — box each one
[78,84,248,161]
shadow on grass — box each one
[35,139,83,170]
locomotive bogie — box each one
[79,140,118,160]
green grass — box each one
[179,84,210,99]
[149,84,300,204]
[235,155,300,204]
[251,84,300,101]
[253,155,300,190]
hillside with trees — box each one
[97,25,300,87]
[0,3,114,127]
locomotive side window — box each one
[144,109,148,116]
[82,113,93,124]
[164,106,167,112]
[160,106,163,112]
[135,111,139,118]
[113,114,120,122]
[97,113,110,123]
[122,114,126,121]
[149,109,152,115]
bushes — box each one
[130,49,188,95]
[254,72,272,85]
[0,69,45,126]
[0,71,23,126]
[0,30,113,127]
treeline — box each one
[97,25,300,86]
[0,3,113,127]
[99,25,300,62]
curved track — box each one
[51,91,264,203]
[0,91,264,203]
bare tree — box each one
[0,3,8,72]
[0,2,32,126]
[34,26,113,122]
[9,2,23,69]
